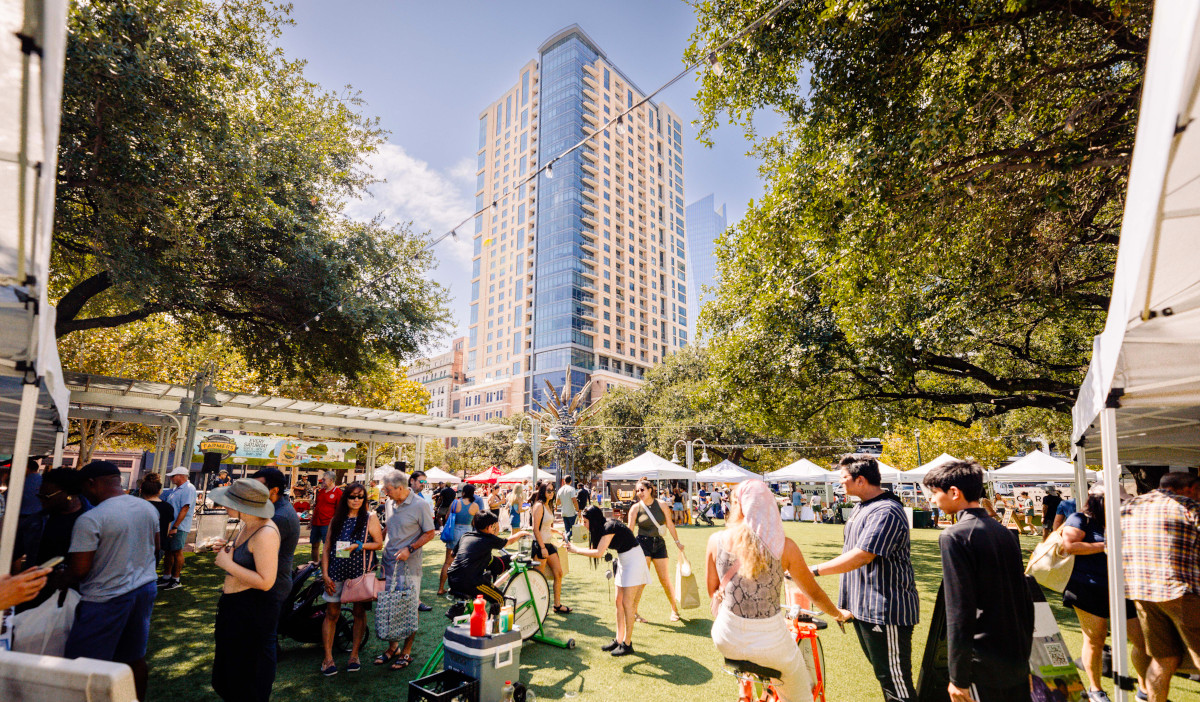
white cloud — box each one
[347,143,477,351]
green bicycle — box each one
[418,551,574,677]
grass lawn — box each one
[148,521,1200,701]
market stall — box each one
[499,463,555,484]
[693,459,763,483]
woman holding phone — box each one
[209,479,281,702]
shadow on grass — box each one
[621,653,714,683]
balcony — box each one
[580,238,598,253]
[581,198,598,214]
[581,159,597,175]
[581,213,597,228]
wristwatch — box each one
[811,565,821,577]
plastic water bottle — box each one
[500,681,515,702]
[469,595,487,636]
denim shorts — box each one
[166,529,188,551]
[310,524,329,545]
[64,580,157,663]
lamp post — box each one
[177,367,222,507]
[914,429,923,466]
[513,415,541,480]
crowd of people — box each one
[0,454,1196,702]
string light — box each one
[708,52,723,77]
[544,161,554,179]
[615,114,626,135]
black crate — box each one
[408,670,479,702]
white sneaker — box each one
[1088,690,1111,702]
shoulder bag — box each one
[1025,526,1075,592]
[440,500,458,544]
[640,501,670,539]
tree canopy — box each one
[687,0,1149,432]
[53,0,448,382]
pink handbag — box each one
[341,551,384,603]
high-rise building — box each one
[406,337,467,419]
[457,25,689,421]
[685,194,726,340]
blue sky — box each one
[277,1,777,354]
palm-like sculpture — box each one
[532,379,601,482]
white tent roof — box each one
[899,453,959,482]
[424,467,462,484]
[875,459,904,484]
[694,459,763,483]
[602,451,697,481]
[1071,0,1200,466]
[499,464,555,484]
[765,458,834,483]
[990,452,1099,483]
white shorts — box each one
[712,609,811,702]
[615,547,651,588]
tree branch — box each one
[56,307,159,337]
[55,270,113,325]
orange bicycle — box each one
[723,605,830,702]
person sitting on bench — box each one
[446,512,530,616]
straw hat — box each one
[209,478,275,518]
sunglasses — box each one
[348,494,366,500]
[36,489,62,500]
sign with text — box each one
[193,432,357,464]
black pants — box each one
[972,682,1030,702]
[853,620,916,701]
[213,589,278,702]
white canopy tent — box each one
[601,451,698,481]
[499,463,555,484]
[424,467,462,485]
[1070,3,1200,699]
[989,451,1098,484]
[694,459,764,483]
[901,453,959,483]
[765,458,835,483]
[0,0,71,575]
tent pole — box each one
[1099,407,1131,702]
[416,436,426,474]
[0,382,41,574]
[1073,445,1088,507]
[52,428,65,468]
[365,441,376,485]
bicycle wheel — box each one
[502,568,550,641]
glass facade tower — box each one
[458,25,689,420]
[685,194,726,341]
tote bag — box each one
[1025,527,1075,592]
[12,588,79,656]
[375,574,420,641]
[440,502,458,544]
[675,554,701,610]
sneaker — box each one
[600,639,620,652]
[1087,691,1111,702]
[418,602,432,612]
[156,574,171,585]
[160,579,181,591]
[611,643,634,657]
[320,663,338,677]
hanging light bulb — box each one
[337,304,343,312]
[545,161,554,179]
[303,324,309,332]
[670,449,681,464]
[491,200,498,210]
[514,430,526,446]
[700,448,710,463]
[545,426,560,442]
[709,52,723,77]
[314,314,321,322]
[285,333,292,341]
[615,114,626,135]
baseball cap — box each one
[250,467,286,492]
[166,466,190,477]
[78,461,121,480]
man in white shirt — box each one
[556,476,579,540]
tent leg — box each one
[365,441,376,485]
[1073,446,1089,508]
[52,428,65,468]
[415,436,426,474]
[0,382,42,574]
[1099,408,1132,702]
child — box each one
[446,512,529,613]
[924,460,1034,702]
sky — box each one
[276,0,779,354]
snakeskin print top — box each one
[714,533,782,619]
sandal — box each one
[669,612,681,622]
[553,604,572,614]
[373,651,397,666]
[635,614,648,623]
[389,654,413,671]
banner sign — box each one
[194,432,357,465]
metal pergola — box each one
[66,372,509,482]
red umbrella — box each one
[465,466,505,484]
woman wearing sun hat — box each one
[209,478,281,702]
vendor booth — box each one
[601,452,697,517]
[1071,2,1200,699]
[424,466,462,484]
[694,459,763,483]
[500,463,555,484]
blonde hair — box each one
[727,497,775,578]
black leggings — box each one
[213,589,278,702]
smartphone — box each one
[38,556,64,569]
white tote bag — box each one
[12,589,79,656]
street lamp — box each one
[512,415,541,480]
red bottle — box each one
[469,595,487,636]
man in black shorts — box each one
[446,513,530,615]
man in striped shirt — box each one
[811,454,919,701]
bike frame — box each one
[417,554,573,678]
[729,614,826,702]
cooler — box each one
[442,625,522,702]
